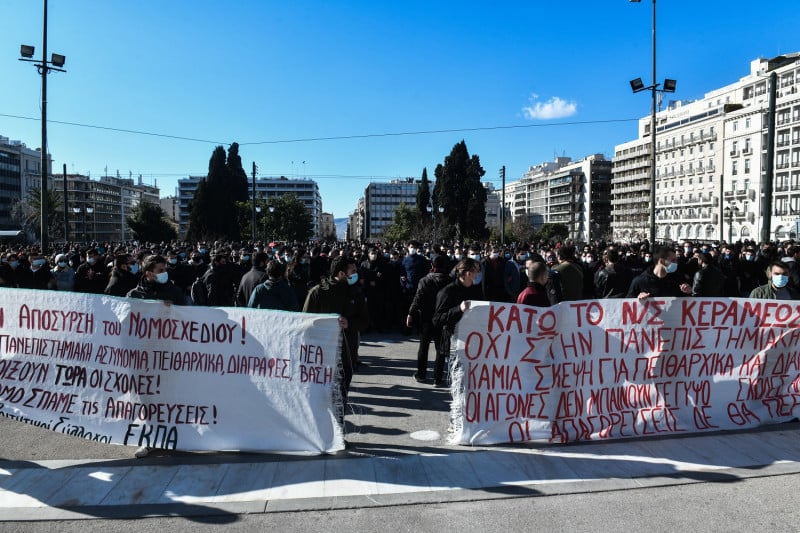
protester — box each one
[126,254,188,458]
[432,257,481,387]
[236,251,269,306]
[303,255,369,418]
[749,261,800,300]
[517,260,551,307]
[49,253,75,291]
[407,254,451,383]
[691,250,725,297]
[627,245,692,299]
[104,254,139,297]
[248,259,299,311]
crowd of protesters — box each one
[2,236,799,452]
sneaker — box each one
[413,373,426,383]
[134,446,152,458]
[434,380,447,388]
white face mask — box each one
[772,274,789,288]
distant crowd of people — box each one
[2,236,798,455]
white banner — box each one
[449,299,800,445]
[0,288,344,455]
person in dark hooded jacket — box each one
[247,260,299,311]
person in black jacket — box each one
[627,246,692,299]
[431,258,481,387]
[691,250,725,297]
[407,255,452,383]
[594,248,632,298]
[126,254,187,459]
[104,254,139,297]
[236,252,269,306]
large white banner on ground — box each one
[449,298,800,446]
[0,288,344,455]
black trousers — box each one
[416,321,443,381]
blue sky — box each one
[2,1,799,219]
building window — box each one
[744,159,751,174]
[732,161,738,175]
[746,117,752,128]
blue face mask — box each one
[772,274,789,288]
[130,263,140,274]
[665,261,678,274]
[347,272,359,285]
[32,259,46,267]
[474,272,483,285]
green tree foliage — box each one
[433,140,487,241]
[538,222,570,242]
[226,142,250,202]
[127,201,177,242]
[186,145,241,241]
[382,202,419,242]
[11,187,63,241]
[416,167,431,223]
[256,193,314,243]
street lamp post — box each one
[19,0,66,252]
[71,207,80,242]
[268,205,275,245]
[629,0,675,247]
[255,205,262,243]
[86,206,94,243]
[724,204,739,244]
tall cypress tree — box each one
[226,142,250,202]
[434,140,486,241]
[416,167,431,222]
[187,145,241,241]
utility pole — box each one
[500,166,506,245]
[62,163,68,242]
[251,162,257,242]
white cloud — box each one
[522,94,577,120]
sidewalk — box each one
[2,333,800,521]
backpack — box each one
[190,275,208,306]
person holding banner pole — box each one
[303,255,369,422]
[432,257,481,388]
[125,254,188,457]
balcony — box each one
[730,150,740,157]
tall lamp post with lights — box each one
[724,204,740,244]
[629,0,675,246]
[19,0,66,252]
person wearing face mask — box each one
[49,253,75,291]
[0,253,20,287]
[749,262,799,300]
[200,252,236,307]
[407,255,452,383]
[401,241,430,333]
[104,254,139,297]
[627,246,692,299]
[126,255,187,458]
[303,255,369,420]
[16,253,52,290]
[165,249,192,295]
[432,258,482,387]
[736,246,766,296]
[74,249,108,294]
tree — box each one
[11,187,63,241]
[263,193,314,242]
[226,142,250,202]
[538,222,569,243]
[382,202,419,242]
[416,167,431,224]
[433,140,487,241]
[187,145,241,241]
[127,201,177,242]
